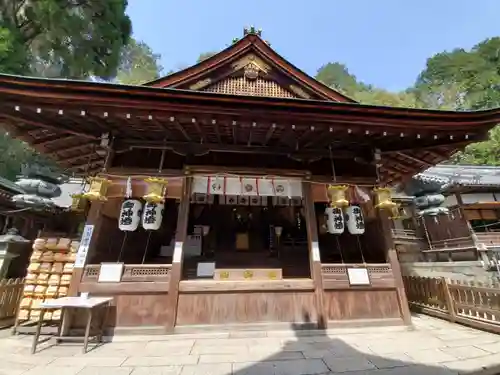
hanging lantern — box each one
[389,203,409,220]
[373,187,397,209]
[345,205,365,235]
[142,178,168,204]
[142,202,164,231]
[327,185,349,208]
[69,194,88,212]
[118,199,142,231]
[325,207,344,234]
[80,177,110,201]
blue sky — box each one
[127,0,500,92]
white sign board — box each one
[311,242,321,262]
[74,225,95,268]
[98,263,124,283]
[196,262,216,277]
[347,268,371,286]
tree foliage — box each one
[0,0,132,79]
[412,37,500,165]
[315,38,500,166]
[0,0,132,181]
[116,39,163,85]
[315,63,363,97]
[0,131,56,181]
[197,51,217,63]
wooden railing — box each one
[82,264,172,283]
[475,232,500,248]
[391,229,422,240]
[321,263,395,289]
[420,237,478,261]
[0,278,24,327]
[403,276,500,334]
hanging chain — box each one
[356,236,366,264]
[328,144,337,182]
[335,236,344,264]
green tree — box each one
[197,51,217,63]
[315,62,363,96]
[353,89,421,108]
[414,38,500,110]
[414,37,500,165]
[0,1,132,180]
[0,131,57,181]
[0,0,132,79]
[116,39,163,85]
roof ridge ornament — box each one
[244,26,262,37]
[240,26,271,45]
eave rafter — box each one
[0,74,499,180]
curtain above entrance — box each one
[192,176,303,197]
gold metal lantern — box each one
[373,187,397,210]
[389,203,410,220]
[142,177,168,204]
[80,177,110,201]
[327,185,349,208]
[69,195,88,212]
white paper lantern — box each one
[142,202,164,231]
[118,199,142,231]
[345,205,365,235]
[325,207,344,234]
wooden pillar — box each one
[377,208,413,326]
[165,175,192,331]
[303,181,327,329]
[62,200,105,335]
[67,201,105,297]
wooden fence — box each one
[0,278,24,328]
[403,276,500,334]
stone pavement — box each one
[1,314,500,375]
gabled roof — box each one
[146,31,355,103]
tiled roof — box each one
[414,165,500,188]
[0,176,25,194]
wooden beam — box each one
[59,152,97,165]
[232,122,237,144]
[151,118,176,140]
[396,152,433,167]
[383,155,415,173]
[172,119,191,141]
[383,140,472,154]
[33,135,75,147]
[124,140,357,159]
[0,113,98,140]
[247,123,254,146]
[50,143,95,156]
[425,149,449,160]
[67,159,104,171]
[262,123,276,146]
[212,120,222,143]
[191,119,206,142]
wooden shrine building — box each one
[1,28,500,331]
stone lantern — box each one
[0,228,30,279]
